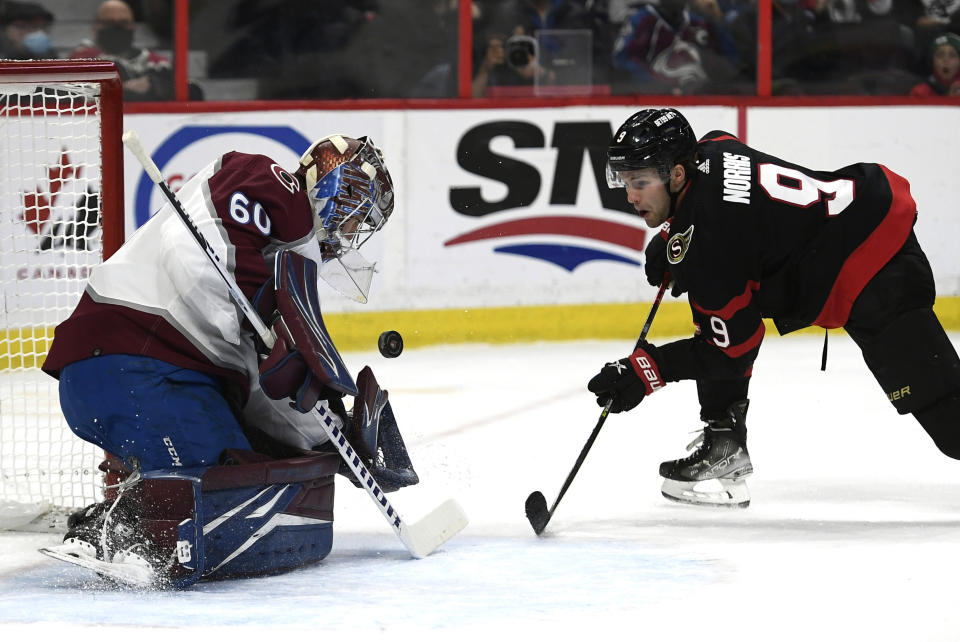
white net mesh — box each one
[0,81,107,525]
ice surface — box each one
[2,333,960,641]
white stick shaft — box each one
[122,130,274,349]
[121,130,163,183]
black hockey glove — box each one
[587,341,666,413]
[644,231,684,297]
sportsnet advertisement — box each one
[5,104,960,351]
[122,106,736,315]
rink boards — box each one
[3,104,960,356]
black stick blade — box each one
[525,491,550,535]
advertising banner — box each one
[123,106,737,314]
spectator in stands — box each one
[472,33,508,97]
[612,0,742,94]
[0,1,56,59]
[911,0,960,44]
[730,0,917,95]
[910,31,960,96]
[472,0,605,96]
[69,0,174,102]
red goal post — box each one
[0,60,123,529]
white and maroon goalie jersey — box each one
[43,151,322,398]
[654,131,918,383]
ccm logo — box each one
[163,436,182,467]
[634,355,664,390]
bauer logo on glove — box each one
[587,342,666,413]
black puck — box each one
[378,330,403,358]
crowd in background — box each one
[2,0,959,100]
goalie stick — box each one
[525,280,668,535]
[122,130,467,558]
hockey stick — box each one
[122,131,467,558]
[525,280,668,535]
[122,132,275,350]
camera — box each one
[505,34,538,69]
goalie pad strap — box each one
[202,448,339,490]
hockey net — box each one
[0,61,123,530]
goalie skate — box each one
[40,540,156,587]
[38,493,166,587]
[659,400,753,509]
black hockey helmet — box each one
[606,108,697,188]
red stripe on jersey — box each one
[701,134,740,143]
[691,281,760,320]
[716,321,765,358]
[812,165,916,328]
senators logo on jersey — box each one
[667,225,694,265]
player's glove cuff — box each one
[628,342,666,396]
[587,341,666,413]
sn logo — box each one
[449,121,634,217]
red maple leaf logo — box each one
[20,150,80,235]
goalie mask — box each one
[296,135,395,303]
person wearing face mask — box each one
[0,1,56,60]
[69,0,174,101]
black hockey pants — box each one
[844,231,960,458]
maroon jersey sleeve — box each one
[206,152,315,299]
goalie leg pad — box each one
[196,452,337,584]
[47,450,340,589]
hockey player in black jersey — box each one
[588,107,960,508]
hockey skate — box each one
[39,478,171,587]
[659,400,753,508]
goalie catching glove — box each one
[588,341,666,412]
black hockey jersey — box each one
[655,131,917,383]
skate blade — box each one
[661,478,750,509]
[39,545,156,587]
